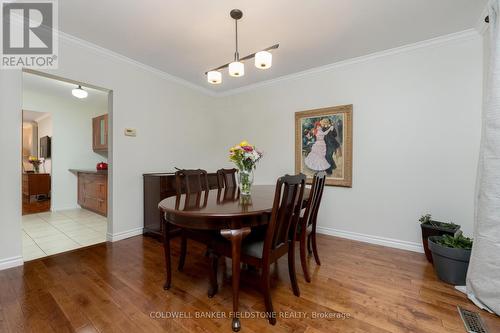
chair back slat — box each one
[217,186,240,203]
[303,171,327,228]
[264,174,306,259]
[217,168,238,189]
[308,172,326,228]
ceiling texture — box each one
[58,0,487,92]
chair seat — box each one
[223,225,267,258]
[242,239,265,258]
[295,218,313,235]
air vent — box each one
[457,306,488,333]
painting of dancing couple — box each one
[295,105,353,187]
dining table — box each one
[158,184,310,331]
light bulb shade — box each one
[72,86,88,99]
[229,61,245,77]
[207,71,222,84]
[255,51,272,69]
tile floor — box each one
[22,208,108,261]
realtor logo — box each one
[1,0,58,69]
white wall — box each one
[23,88,108,211]
[0,34,219,268]
[37,114,52,173]
[0,71,23,269]
[213,32,484,251]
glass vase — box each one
[238,169,254,196]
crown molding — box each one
[58,31,217,97]
[58,28,479,98]
[217,29,480,97]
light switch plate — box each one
[124,128,136,137]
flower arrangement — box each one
[28,156,43,173]
[229,140,263,171]
[229,140,263,195]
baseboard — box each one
[0,256,24,271]
[107,227,143,242]
[316,226,424,253]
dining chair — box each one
[296,171,326,282]
[217,184,240,203]
[174,169,212,274]
[217,168,238,189]
[210,173,306,325]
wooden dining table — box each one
[158,185,310,331]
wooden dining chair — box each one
[175,169,212,273]
[296,171,326,282]
[216,168,238,189]
[210,173,306,325]
[216,185,240,203]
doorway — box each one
[21,70,113,261]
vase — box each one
[33,164,40,173]
[238,169,254,196]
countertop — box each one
[69,169,108,174]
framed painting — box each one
[295,105,353,187]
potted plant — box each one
[428,234,472,285]
[419,214,460,262]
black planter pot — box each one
[420,221,460,263]
[428,236,471,285]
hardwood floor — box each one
[22,197,50,215]
[0,234,498,333]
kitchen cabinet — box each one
[74,170,108,216]
[92,114,108,152]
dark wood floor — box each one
[0,234,498,333]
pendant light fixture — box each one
[72,85,88,99]
[206,9,279,85]
[255,50,272,69]
[207,70,222,84]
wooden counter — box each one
[70,169,108,216]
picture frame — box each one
[295,104,353,187]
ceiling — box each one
[23,110,50,123]
[23,72,109,108]
[58,0,487,92]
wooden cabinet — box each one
[143,172,219,238]
[92,114,108,152]
[22,173,51,198]
[77,171,108,216]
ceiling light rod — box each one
[205,43,279,74]
[234,9,240,61]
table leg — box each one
[221,227,251,332]
[162,213,172,290]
